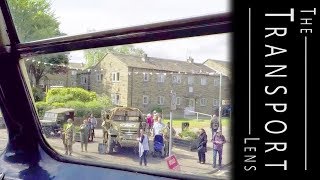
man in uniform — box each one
[63,118,75,156]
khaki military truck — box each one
[101,107,146,154]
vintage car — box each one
[40,108,75,137]
[101,107,146,154]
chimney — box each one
[142,53,148,62]
[187,56,194,63]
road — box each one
[0,128,231,179]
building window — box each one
[200,77,207,85]
[189,86,193,93]
[214,79,220,86]
[158,96,164,105]
[111,93,120,105]
[112,72,120,82]
[71,70,77,75]
[172,75,181,84]
[80,76,87,84]
[188,76,194,85]
[143,73,149,81]
[213,99,219,106]
[97,74,103,82]
[157,73,165,83]
[143,95,149,104]
[176,97,181,105]
[200,98,207,106]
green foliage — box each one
[32,87,45,101]
[97,94,112,107]
[35,101,51,117]
[178,130,198,140]
[8,0,69,87]
[51,102,65,108]
[46,88,97,103]
[84,45,145,67]
[85,101,104,117]
[151,106,163,114]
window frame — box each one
[157,96,165,105]
[112,72,120,82]
[142,95,149,104]
[176,97,181,105]
[200,77,207,85]
[0,2,231,178]
[200,98,207,106]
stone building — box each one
[78,53,231,118]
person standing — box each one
[88,114,97,141]
[210,110,220,138]
[212,129,226,169]
[146,113,153,134]
[197,128,207,164]
[137,129,149,166]
[64,118,75,156]
[152,115,165,156]
[80,119,90,152]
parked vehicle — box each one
[101,107,146,154]
[40,108,75,137]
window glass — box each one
[7,0,230,42]
[21,35,231,179]
[0,109,8,154]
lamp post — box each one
[218,72,222,133]
[169,90,176,156]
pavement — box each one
[0,126,232,179]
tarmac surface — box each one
[0,126,232,179]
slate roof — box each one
[107,53,217,74]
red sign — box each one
[166,155,180,171]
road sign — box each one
[166,155,180,171]
[170,91,176,111]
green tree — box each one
[84,45,145,67]
[8,0,69,87]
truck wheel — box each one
[106,137,113,154]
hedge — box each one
[46,87,97,103]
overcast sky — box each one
[50,0,231,63]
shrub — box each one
[179,130,198,140]
[46,87,97,103]
[64,101,87,117]
[51,102,65,108]
[85,100,104,118]
[32,87,45,101]
[35,101,51,118]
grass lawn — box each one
[162,117,230,129]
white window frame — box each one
[158,96,164,105]
[189,86,193,93]
[143,95,149,104]
[97,73,103,82]
[112,72,120,82]
[80,76,87,84]
[200,98,207,106]
[214,79,220,86]
[188,76,194,85]
[172,75,182,84]
[157,73,165,83]
[201,77,207,85]
[143,73,149,82]
[213,99,219,106]
[71,70,77,76]
[111,93,120,105]
[176,97,181,105]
